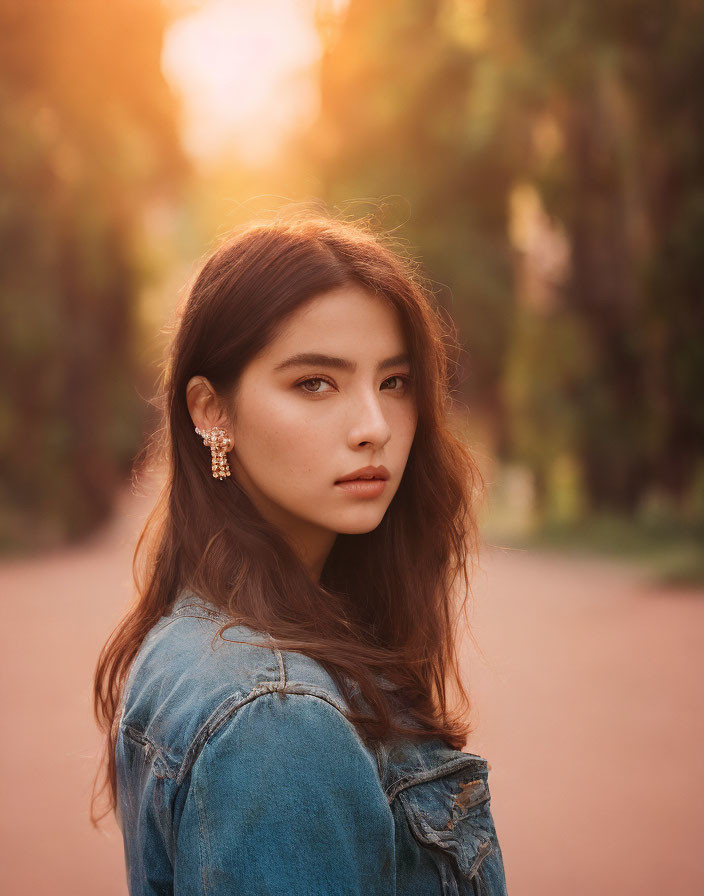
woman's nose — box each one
[346,392,392,448]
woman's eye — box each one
[296,374,409,395]
[381,375,409,391]
[297,377,334,394]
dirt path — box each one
[463,543,704,895]
[0,482,155,895]
[0,483,702,894]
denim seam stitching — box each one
[193,760,211,895]
[176,684,351,785]
[385,754,487,803]
[118,621,170,734]
[121,724,180,778]
[273,643,286,688]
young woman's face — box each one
[227,283,418,574]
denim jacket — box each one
[115,589,508,895]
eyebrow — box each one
[273,352,411,373]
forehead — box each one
[267,284,407,356]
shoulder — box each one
[176,689,396,894]
[197,689,384,799]
[119,590,359,781]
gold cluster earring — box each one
[195,425,232,479]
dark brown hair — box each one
[91,210,485,824]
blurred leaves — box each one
[0,0,189,551]
[300,0,704,519]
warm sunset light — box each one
[4,1,703,893]
[162,0,338,165]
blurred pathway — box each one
[0,482,702,894]
[0,480,156,896]
[464,543,704,895]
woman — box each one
[92,212,508,895]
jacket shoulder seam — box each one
[176,683,352,785]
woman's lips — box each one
[334,478,387,498]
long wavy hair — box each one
[91,210,485,825]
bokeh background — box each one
[1,1,702,893]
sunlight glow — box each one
[162,0,330,165]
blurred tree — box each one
[304,0,519,453]
[308,0,704,517]
[0,0,189,551]
[504,0,704,512]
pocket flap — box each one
[396,760,494,880]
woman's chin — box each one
[331,510,387,535]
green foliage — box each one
[301,0,703,531]
[0,2,188,553]
[503,306,593,482]
[300,0,517,440]
[504,0,704,511]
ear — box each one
[186,375,232,435]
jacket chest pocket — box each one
[387,750,508,896]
